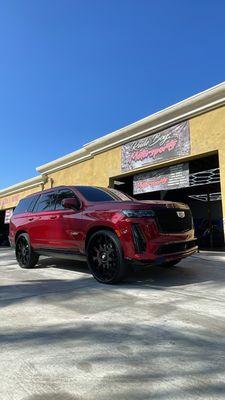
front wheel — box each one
[87,230,127,284]
[16,233,39,269]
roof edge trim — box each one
[0,175,47,198]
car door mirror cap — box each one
[61,198,80,210]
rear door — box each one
[10,195,40,245]
[29,191,58,248]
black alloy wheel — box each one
[16,233,39,269]
[87,230,127,284]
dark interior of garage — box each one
[0,210,10,246]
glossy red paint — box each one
[9,185,197,265]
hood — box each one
[138,199,189,209]
[86,199,189,212]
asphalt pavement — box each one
[1,247,225,400]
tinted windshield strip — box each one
[102,188,133,201]
[76,186,132,202]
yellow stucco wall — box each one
[44,158,94,189]
[47,147,121,188]
[190,106,225,156]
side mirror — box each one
[61,197,80,210]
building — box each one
[1,82,225,249]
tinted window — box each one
[76,186,132,202]
[27,194,40,212]
[34,192,57,212]
[55,189,78,210]
[13,197,34,215]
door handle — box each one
[28,217,34,221]
[50,215,57,219]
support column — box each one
[218,149,225,244]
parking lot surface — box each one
[1,247,225,400]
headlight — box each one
[122,209,155,218]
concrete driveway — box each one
[1,247,225,400]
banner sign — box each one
[4,209,13,224]
[121,121,190,172]
[133,163,189,194]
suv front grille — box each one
[154,208,193,233]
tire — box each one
[15,233,39,269]
[86,230,128,284]
[161,258,181,268]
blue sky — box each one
[0,0,225,188]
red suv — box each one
[10,185,197,284]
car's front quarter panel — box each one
[117,216,196,263]
[82,205,197,264]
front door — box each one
[46,188,83,253]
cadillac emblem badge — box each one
[177,211,185,218]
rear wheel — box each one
[16,233,39,269]
[161,258,181,268]
[87,230,127,284]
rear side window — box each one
[13,197,35,215]
[33,192,57,212]
[27,194,40,212]
[55,189,78,210]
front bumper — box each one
[125,238,198,266]
[116,216,197,266]
[156,239,197,255]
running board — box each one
[35,248,87,262]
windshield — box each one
[75,186,134,202]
